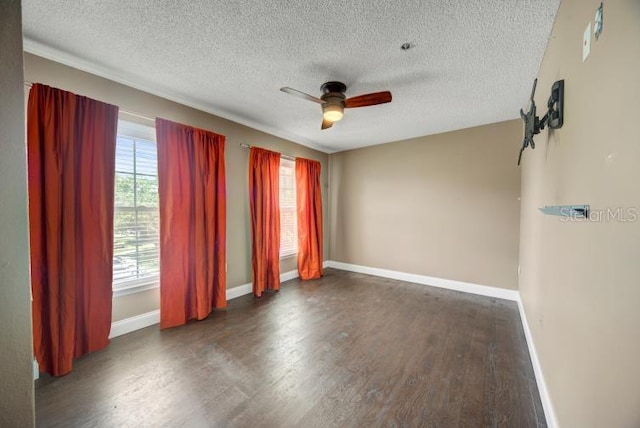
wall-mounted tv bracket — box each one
[517,79,565,165]
[518,79,540,165]
[540,79,564,130]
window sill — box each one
[280,253,297,260]
[113,278,159,298]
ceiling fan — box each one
[280,81,392,130]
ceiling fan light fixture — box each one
[322,103,344,122]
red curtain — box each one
[249,147,281,297]
[296,158,323,280]
[156,118,226,329]
[27,84,118,376]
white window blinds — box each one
[113,126,160,288]
[279,158,297,257]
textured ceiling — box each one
[22,0,560,153]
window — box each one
[113,121,160,291]
[279,158,297,257]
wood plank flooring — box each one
[36,268,546,427]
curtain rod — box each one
[119,110,156,122]
[24,81,250,145]
[25,81,156,122]
[240,143,296,160]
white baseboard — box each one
[110,269,302,338]
[225,268,300,300]
[517,298,557,428]
[280,269,300,282]
[109,309,160,339]
[225,282,253,300]
[324,260,519,301]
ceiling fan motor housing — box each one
[321,81,347,95]
[321,83,346,111]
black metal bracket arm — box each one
[517,79,565,166]
[518,79,540,166]
[539,79,564,131]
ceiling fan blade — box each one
[280,87,324,104]
[344,91,392,108]
[321,118,334,130]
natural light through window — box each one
[113,121,159,290]
[280,158,297,257]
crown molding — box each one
[23,38,335,154]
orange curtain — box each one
[27,84,118,376]
[296,158,323,280]
[156,119,226,329]
[249,147,281,296]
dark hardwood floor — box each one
[36,268,546,427]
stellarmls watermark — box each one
[559,207,637,222]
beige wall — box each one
[329,120,522,290]
[0,1,36,425]
[519,0,640,426]
[23,53,329,322]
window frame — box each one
[112,120,160,297]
